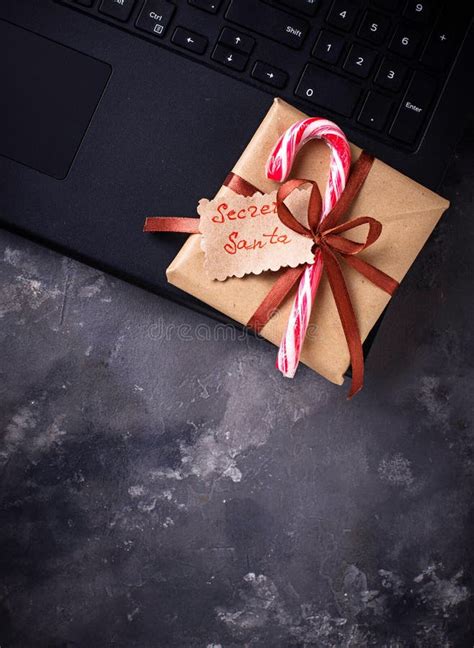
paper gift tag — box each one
[198,188,314,281]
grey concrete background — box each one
[0,121,473,647]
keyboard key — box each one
[343,44,377,78]
[389,71,437,143]
[276,0,319,16]
[211,44,248,71]
[374,58,407,92]
[389,24,422,58]
[403,0,433,24]
[295,64,361,117]
[358,91,393,130]
[251,61,288,88]
[312,30,345,65]
[136,0,175,37]
[326,0,359,32]
[226,0,309,49]
[372,0,401,10]
[421,9,465,70]
[188,0,222,13]
[172,27,207,53]
[357,10,390,45]
[74,0,94,6]
[218,27,255,54]
[100,0,135,20]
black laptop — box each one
[0,0,472,325]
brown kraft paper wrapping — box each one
[166,99,450,387]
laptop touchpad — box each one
[0,20,111,180]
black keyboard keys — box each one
[276,0,319,16]
[326,0,359,32]
[389,71,437,143]
[188,0,222,13]
[172,27,207,53]
[358,92,393,131]
[226,0,309,49]
[136,0,175,37]
[343,44,377,78]
[252,62,288,88]
[389,23,422,58]
[374,58,407,92]
[212,44,248,71]
[312,30,345,64]
[99,0,135,20]
[218,27,254,54]
[357,10,390,45]
[295,64,361,117]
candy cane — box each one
[265,118,352,378]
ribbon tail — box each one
[342,254,399,296]
[143,217,200,234]
[247,265,306,334]
[321,246,364,399]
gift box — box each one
[165,99,449,388]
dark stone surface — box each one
[0,121,473,647]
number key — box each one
[358,10,390,45]
[374,58,407,92]
[403,0,433,24]
[389,24,422,58]
[312,30,346,65]
[343,43,377,78]
[326,0,358,32]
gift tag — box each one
[198,188,314,281]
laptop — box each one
[0,0,472,329]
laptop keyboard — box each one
[57,0,471,151]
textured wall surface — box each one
[0,123,473,647]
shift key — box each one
[295,64,361,117]
[225,0,308,49]
[389,72,437,144]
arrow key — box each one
[172,27,208,54]
[251,61,288,89]
[211,44,248,71]
[218,27,255,55]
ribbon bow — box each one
[246,152,399,398]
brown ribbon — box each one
[248,151,399,398]
[143,153,399,398]
[142,174,260,234]
[143,216,200,233]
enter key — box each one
[389,71,437,145]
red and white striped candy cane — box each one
[265,118,352,377]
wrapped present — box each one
[147,99,449,395]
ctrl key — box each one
[136,0,176,38]
[389,71,437,144]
